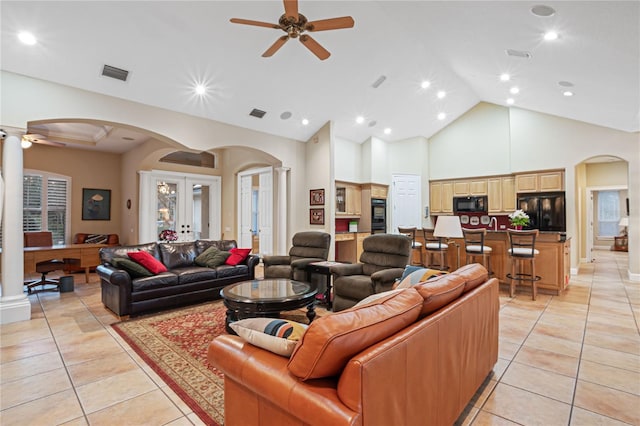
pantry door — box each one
[139,170,221,243]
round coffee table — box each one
[221,279,318,333]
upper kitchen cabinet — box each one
[488,176,516,213]
[515,171,564,193]
[369,184,388,199]
[430,181,453,215]
[452,179,488,196]
[336,181,362,217]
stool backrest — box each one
[398,227,417,245]
[24,231,54,247]
[463,228,487,249]
[507,229,539,257]
[423,229,446,250]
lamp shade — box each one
[434,216,463,239]
[619,217,629,227]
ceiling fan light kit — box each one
[230,0,354,60]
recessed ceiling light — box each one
[506,98,515,105]
[543,31,559,41]
[500,73,511,82]
[356,116,365,124]
[563,91,574,97]
[437,90,446,99]
[421,80,431,89]
[18,31,37,45]
[195,84,206,95]
[301,118,309,125]
[280,111,292,120]
[510,87,520,95]
[383,128,391,135]
[437,112,446,120]
[531,5,556,17]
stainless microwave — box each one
[454,196,487,213]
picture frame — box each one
[310,188,325,206]
[310,208,325,225]
[82,188,111,220]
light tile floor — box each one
[1,250,638,425]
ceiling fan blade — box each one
[230,18,280,29]
[262,36,289,57]
[299,34,330,60]
[306,16,355,32]
[23,134,66,147]
[283,0,298,22]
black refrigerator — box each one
[517,192,566,232]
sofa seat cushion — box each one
[413,273,466,316]
[131,272,179,292]
[173,266,218,284]
[287,287,423,380]
[333,275,375,300]
[216,264,248,279]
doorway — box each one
[238,167,273,256]
[391,174,422,233]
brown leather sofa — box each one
[208,263,499,426]
[97,240,259,316]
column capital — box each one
[275,166,291,173]
[0,125,26,139]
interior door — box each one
[238,174,253,248]
[258,170,273,255]
[186,177,220,241]
[237,167,273,256]
[392,174,421,233]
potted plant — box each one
[159,229,178,242]
[508,209,530,230]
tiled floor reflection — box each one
[1,251,638,425]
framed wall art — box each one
[310,188,325,206]
[82,188,111,220]
[310,208,325,225]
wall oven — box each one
[371,198,387,233]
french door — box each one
[139,170,221,243]
[238,167,273,256]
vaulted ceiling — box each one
[1,1,638,152]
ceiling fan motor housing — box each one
[279,13,308,38]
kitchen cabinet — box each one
[336,182,362,216]
[453,181,470,196]
[515,171,564,193]
[470,179,488,195]
[431,181,454,214]
[335,232,369,264]
[369,184,388,199]
[488,176,516,213]
[452,179,488,196]
[442,182,453,213]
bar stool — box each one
[398,227,423,266]
[462,228,492,275]
[422,229,449,271]
[506,229,541,300]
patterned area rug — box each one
[112,300,325,425]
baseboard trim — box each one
[571,267,579,276]
[0,295,31,324]
[628,270,640,282]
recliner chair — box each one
[331,233,411,311]
[262,231,331,281]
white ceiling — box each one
[1,1,638,152]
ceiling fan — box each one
[21,133,65,148]
[230,0,354,60]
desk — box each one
[23,244,105,283]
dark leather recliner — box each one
[331,233,411,311]
[262,232,331,281]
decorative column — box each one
[275,167,290,255]
[1,128,30,324]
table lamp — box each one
[433,216,464,269]
[619,217,628,236]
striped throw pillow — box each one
[230,318,308,357]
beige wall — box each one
[20,144,122,242]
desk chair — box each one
[398,227,423,266]
[462,228,492,275]
[24,231,65,293]
[422,229,449,271]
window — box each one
[597,190,620,238]
[23,170,71,245]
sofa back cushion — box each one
[452,263,489,293]
[413,273,466,316]
[159,242,197,269]
[195,239,237,255]
[100,242,159,265]
[287,287,423,380]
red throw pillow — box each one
[225,248,251,266]
[128,251,167,274]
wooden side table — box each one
[613,236,628,252]
[305,261,345,310]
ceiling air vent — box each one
[249,108,267,119]
[505,49,532,59]
[101,64,129,81]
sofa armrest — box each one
[330,263,364,277]
[208,335,359,425]
[290,257,326,270]
[262,255,291,267]
[96,264,132,289]
[244,254,260,280]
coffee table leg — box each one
[225,308,238,334]
[306,303,316,323]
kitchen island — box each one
[419,230,570,295]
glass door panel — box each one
[156,180,179,240]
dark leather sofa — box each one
[96,239,259,316]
